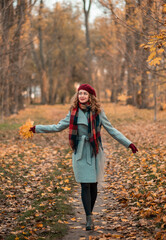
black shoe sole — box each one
[86,226,94,231]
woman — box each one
[30,84,138,231]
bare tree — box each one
[0,0,28,117]
[82,0,93,84]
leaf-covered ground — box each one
[0,105,75,240]
[0,104,166,240]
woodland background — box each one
[0,1,166,239]
[0,0,166,119]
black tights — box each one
[81,182,98,216]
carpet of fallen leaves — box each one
[0,105,75,240]
[89,104,166,240]
[0,103,166,240]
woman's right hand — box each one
[129,143,138,153]
[29,126,36,133]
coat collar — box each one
[77,108,88,126]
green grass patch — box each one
[0,122,21,130]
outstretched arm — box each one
[30,111,70,133]
[100,110,138,152]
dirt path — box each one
[62,180,155,240]
[62,182,111,240]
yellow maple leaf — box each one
[19,119,34,139]
[36,223,43,228]
[64,179,69,183]
[148,57,162,66]
[163,216,166,222]
[58,219,63,224]
[163,4,166,13]
[147,51,156,62]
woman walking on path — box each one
[30,84,138,231]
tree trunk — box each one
[38,0,48,104]
[153,71,157,121]
[29,0,49,104]
[48,55,55,104]
[125,0,135,105]
[83,0,93,84]
[9,0,26,114]
[139,0,153,108]
[0,0,14,116]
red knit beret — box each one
[78,84,96,97]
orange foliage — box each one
[19,119,34,139]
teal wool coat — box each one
[35,109,132,183]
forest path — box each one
[62,182,109,240]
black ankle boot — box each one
[86,215,94,231]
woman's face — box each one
[78,90,89,104]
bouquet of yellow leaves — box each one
[19,119,34,139]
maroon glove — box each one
[129,143,138,153]
[29,126,36,133]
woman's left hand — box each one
[129,143,138,153]
[29,126,36,133]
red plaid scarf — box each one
[69,103,102,155]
